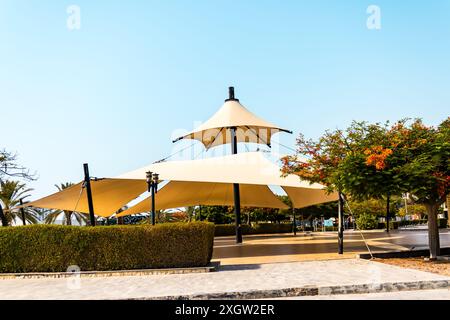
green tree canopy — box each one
[282,117,450,259]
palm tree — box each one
[185,206,196,222]
[0,180,40,225]
[44,182,89,225]
[137,209,187,224]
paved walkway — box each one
[279,288,450,300]
[213,229,450,265]
[1,259,449,299]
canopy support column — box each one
[338,192,344,254]
[19,199,26,225]
[386,194,390,232]
[231,123,242,244]
[83,163,96,226]
[292,207,296,236]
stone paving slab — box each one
[212,229,450,265]
[0,259,449,300]
[277,288,450,300]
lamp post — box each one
[146,171,159,225]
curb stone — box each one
[0,262,220,280]
[125,279,450,300]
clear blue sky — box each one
[1,1,449,199]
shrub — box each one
[438,218,448,229]
[377,221,399,230]
[214,224,252,237]
[398,219,428,227]
[355,213,379,230]
[214,223,293,236]
[251,223,293,234]
[0,222,215,273]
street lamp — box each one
[146,171,159,225]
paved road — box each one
[213,229,450,265]
[0,259,448,300]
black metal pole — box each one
[231,128,243,243]
[227,87,243,244]
[0,203,8,227]
[292,207,297,236]
[151,183,156,226]
[19,199,26,225]
[338,192,344,254]
[386,194,390,232]
[83,163,96,226]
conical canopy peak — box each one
[174,87,292,149]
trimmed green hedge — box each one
[398,219,428,227]
[0,222,215,273]
[215,223,293,237]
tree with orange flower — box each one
[282,118,450,259]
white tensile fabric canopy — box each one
[116,152,338,213]
[118,152,314,187]
[22,153,337,217]
[173,99,291,149]
[116,181,289,217]
[23,179,147,218]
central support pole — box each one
[228,87,242,244]
[231,125,243,244]
[19,199,26,225]
[83,163,96,227]
[338,192,344,254]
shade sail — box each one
[119,152,321,188]
[117,152,338,209]
[24,179,147,217]
[282,186,338,209]
[24,153,336,217]
[173,99,291,149]
[117,181,289,217]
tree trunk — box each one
[0,203,8,227]
[446,195,450,223]
[425,203,440,260]
[65,211,72,226]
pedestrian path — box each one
[0,259,448,300]
[278,288,450,300]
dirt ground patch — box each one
[376,257,450,277]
